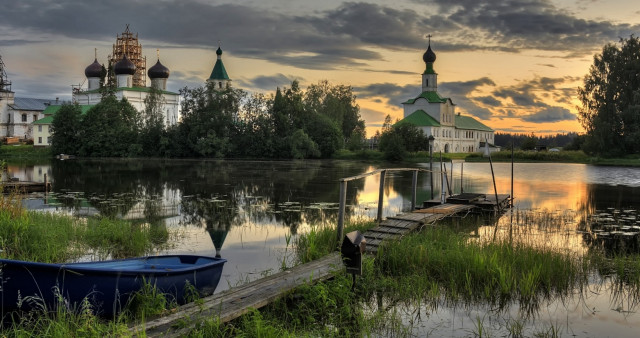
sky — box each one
[1,0,639,137]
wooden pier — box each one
[1,181,51,193]
[131,167,511,336]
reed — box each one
[294,218,376,264]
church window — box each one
[38,125,42,132]
[33,114,38,122]
[22,114,27,122]
[38,137,42,144]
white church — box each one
[398,41,496,153]
[32,26,232,147]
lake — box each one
[8,158,640,336]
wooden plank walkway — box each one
[131,252,343,337]
[364,203,475,254]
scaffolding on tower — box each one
[108,24,146,87]
[0,52,12,92]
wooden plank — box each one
[366,225,410,235]
[379,219,419,229]
[132,253,343,337]
[388,213,428,222]
[364,232,400,240]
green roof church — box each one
[398,39,496,153]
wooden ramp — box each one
[131,253,343,337]
[364,203,475,254]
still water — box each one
[8,159,640,336]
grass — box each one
[0,145,53,159]
[0,183,173,263]
[209,209,640,337]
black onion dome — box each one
[423,44,436,63]
[84,58,103,78]
[114,55,136,75]
[148,59,170,79]
[216,46,223,56]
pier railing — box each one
[336,168,434,246]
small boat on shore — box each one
[0,255,226,316]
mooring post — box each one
[440,154,446,204]
[511,141,514,208]
[487,138,501,214]
[411,170,418,211]
[377,170,386,222]
[336,180,347,250]
[460,162,464,194]
[429,141,434,200]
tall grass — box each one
[373,228,585,310]
[0,184,173,263]
[294,218,376,264]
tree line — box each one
[51,80,365,159]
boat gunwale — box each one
[0,254,227,275]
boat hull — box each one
[0,255,226,316]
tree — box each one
[51,103,83,155]
[78,96,141,157]
[520,133,537,151]
[578,36,640,156]
[174,83,243,158]
[140,87,168,156]
[304,80,365,143]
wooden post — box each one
[511,141,514,208]
[429,144,434,200]
[44,173,48,195]
[487,138,501,214]
[336,180,347,250]
[377,170,386,223]
[440,154,446,204]
[460,162,464,194]
[411,170,418,211]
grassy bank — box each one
[0,145,53,159]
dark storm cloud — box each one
[355,83,419,106]
[2,0,637,73]
[492,76,575,110]
[238,74,300,91]
[521,106,575,122]
[424,0,640,55]
[439,78,496,119]
[474,96,502,107]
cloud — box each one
[474,96,502,107]
[237,74,300,91]
[424,0,640,56]
[439,78,496,119]
[355,83,418,107]
[521,106,575,122]
[2,0,637,73]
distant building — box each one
[207,46,231,89]
[397,40,497,153]
[72,26,180,126]
[0,53,53,141]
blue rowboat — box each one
[0,255,226,316]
